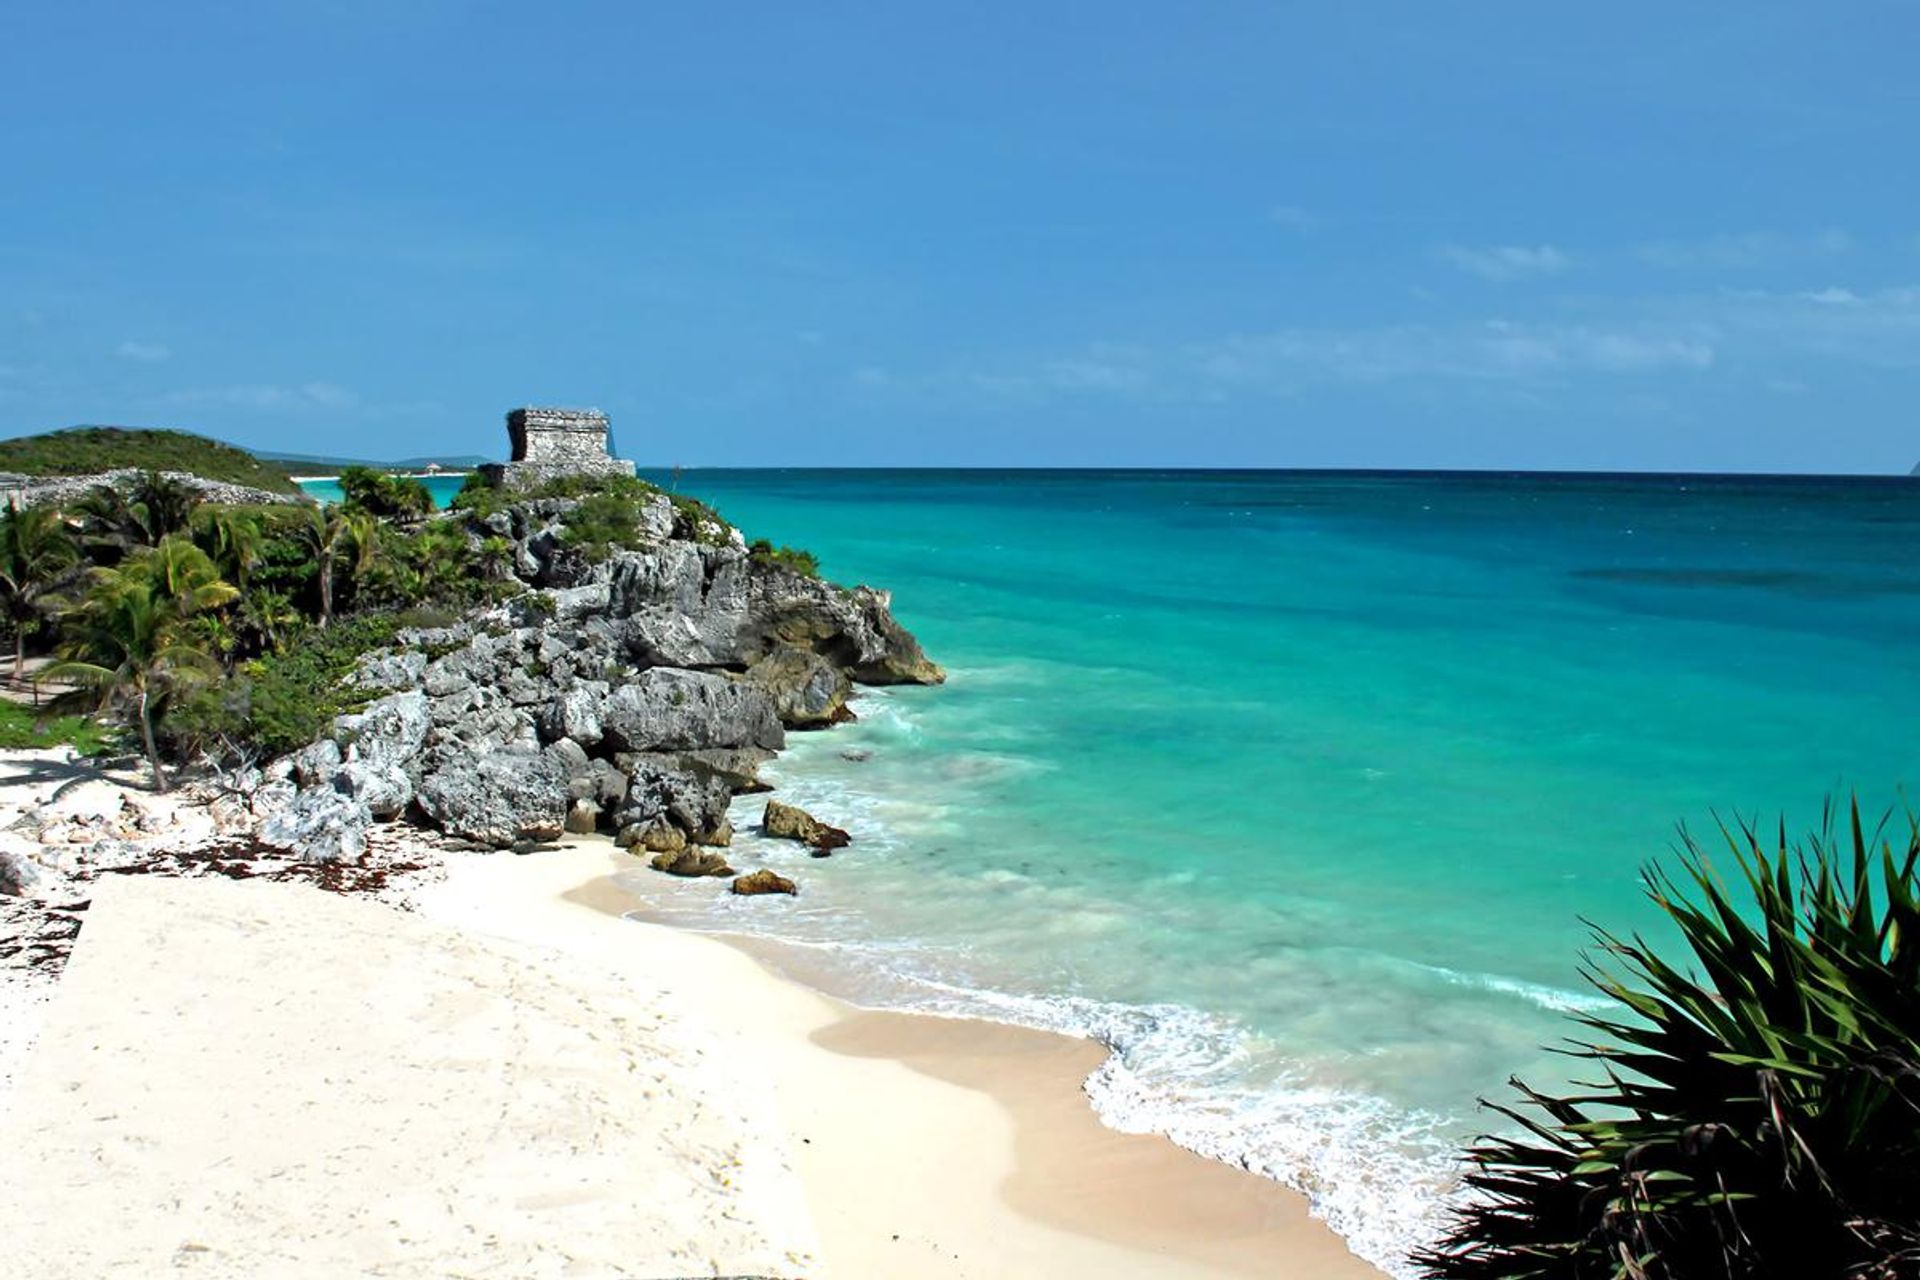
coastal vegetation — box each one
[0,445,844,798]
[0,427,300,495]
[1417,803,1920,1280]
[747,539,820,579]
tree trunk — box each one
[318,551,334,628]
[138,689,168,793]
[12,624,23,684]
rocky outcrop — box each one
[259,484,940,864]
[600,669,784,755]
[762,801,851,854]
[415,747,574,847]
[0,468,305,510]
[732,869,798,896]
[747,645,852,728]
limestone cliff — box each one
[256,487,941,861]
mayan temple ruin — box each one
[479,407,637,488]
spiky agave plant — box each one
[1415,801,1920,1280]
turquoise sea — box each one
[296,474,472,507]
[306,468,1920,1272]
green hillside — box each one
[0,426,301,495]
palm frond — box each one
[1416,800,1920,1279]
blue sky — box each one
[3,3,1917,472]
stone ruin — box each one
[478,407,637,489]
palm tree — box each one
[126,471,202,543]
[338,466,431,521]
[72,484,144,556]
[475,534,516,585]
[41,575,218,792]
[126,536,241,616]
[300,505,377,626]
[238,588,301,653]
[71,472,202,552]
[194,507,263,591]
[415,521,476,599]
[0,504,79,682]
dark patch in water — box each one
[1572,566,1920,600]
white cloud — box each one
[1702,284,1920,368]
[115,340,171,362]
[1438,244,1571,282]
[1634,229,1850,269]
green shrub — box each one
[667,493,730,545]
[448,471,505,517]
[559,491,643,562]
[210,614,403,757]
[747,538,820,578]
[1416,800,1920,1280]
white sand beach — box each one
[0,833,1383,1278]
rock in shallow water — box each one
[762,800,851,854]
[648,847,735,877]
[731,869,798,896]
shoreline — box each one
[287,470,473,483]
[555,841,1386,1278]
[0,774,1387,1275]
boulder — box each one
[248,778,298,820]
[537,680,611,748]
[599,668,784,755]
[617,819,685,853]
[746,644,852,728]
[287,738,342,788]
[258,787,371,863]
[0,846,41,897]
[414,746,573,847]
[648,847,734,877]
[617,746,772,792]
[732,869,798,896]
[425,686,541,756]
[564,798,601,834]
[565,757,629,808]
[763,800,851,854]
[612,760,733,848]
[334,760,412,820]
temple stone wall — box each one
[481,407,636,488]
